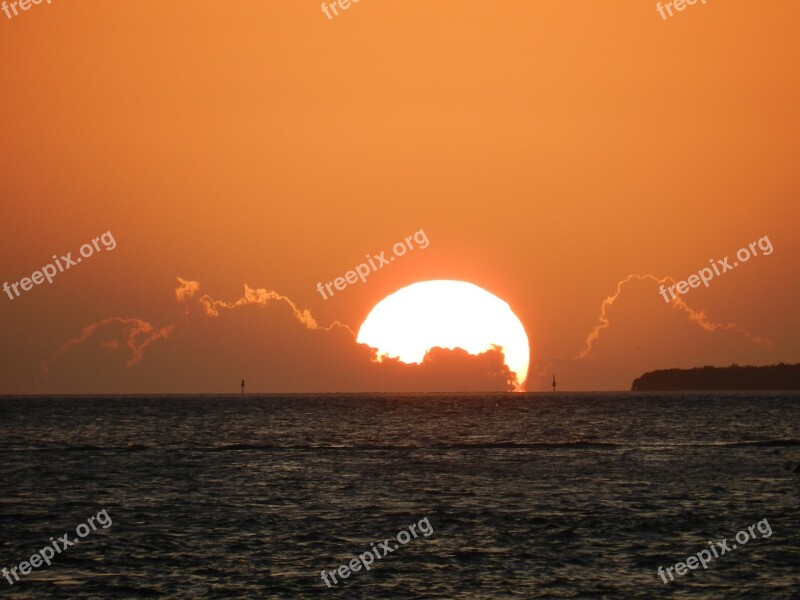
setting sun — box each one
[357,280,531,389]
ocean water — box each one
[1,393,799,599]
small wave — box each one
[433,441,622,449]
[1,443,151,452]
[202,441,623,451]
[60,445,104,452]
[5,439,798,452]
[723,439,800,447]
[206,443,282,451]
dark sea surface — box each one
[1,393,799,599]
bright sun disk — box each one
[357,280,530,390]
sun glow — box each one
[357,280,530,389]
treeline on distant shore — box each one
[631,363,800,391]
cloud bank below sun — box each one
[357,280,530,390]
[38,278,517,394]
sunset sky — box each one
[1,1,798,393]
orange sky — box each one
[1,1,799,393]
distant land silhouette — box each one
[631,363,800,391]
